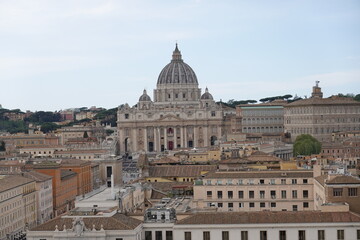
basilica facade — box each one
[117,45,233,153]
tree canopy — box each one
[25,111,61,123]
[293,134,321,156]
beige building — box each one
[0,175,37,240]
[193,170,314,212]
[284,82,360,142]
[117,45,235,153]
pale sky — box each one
[0,0,359,111]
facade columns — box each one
[180,127,184,148]
[194,127,198,148]
[144,128,148,152]
[164,128,167,150]
[174,127,177,149]
[184,127,188,148]
[204,126,208,147]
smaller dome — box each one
[139,89,152,102]
[201,87,213,100]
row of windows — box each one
[206,178,308,185]
[333,187,358,197]
[209,190,309,199]
[209,202,308,209]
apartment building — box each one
[193,170,314,212]
[0,175,37,240]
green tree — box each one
[0,141,5,151]
[293,134,321,156]
[354,94,360,102]
[40,122,60,133]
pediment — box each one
[158,114,183,121]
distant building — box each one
[193,170,314,212]
[0,175,37,239]
[117,45,235,153]
[284,82,360,142]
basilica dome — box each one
[157,44,198,85]
[139,89,151,102]
[201,87,213,100]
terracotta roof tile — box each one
[177,211,360,225]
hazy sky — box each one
[1,0,359,111]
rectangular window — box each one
[303,202,309,208]
[185,232,191,240]
[333,188,343,196]
[260,231,267,240]
[207,191,212,198]
[156,231,162,240]
[222,231,229,240]
[260,202,265,208]
[216,180,222,185]
[337,230,344,240]
[270,179,275,185]
[116,239,123,240]
[279,231,286,240]
[260,179,265,184]
[218,203,223,208]
[239,202,244,208]
[318,230,325,240]
[292,179,297,184]
[145,231,152,240]
[203,231,210,240]
[248,179,254,185]
[349,188,358,196]
[271,202,276,208]
[281,179,286,184]
[303,190,308,198]
[238,179,243,185]
[249,202,255,208]
[271,190,276,199]
[357,229,360,240]
[228,202,233,208]
[211,111,216,117]
[260,190,265,199]
[293,205,298,211]
[124,113,129,119]
[303,179,308,184]
[217,191,223,199]
[241,231,248,240]
[166,231,173,240]
[249,191,254,198]
[228,191,233,199]
[292,190,298,199]
[299,230,306,240]
[281,190,287,199]
[239,191,244,199]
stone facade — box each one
[117,45,235,153]
[284,82,360,142]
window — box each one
[203,231,210,240]
[239,202,244,208]
[260,191,265,199]
[349,188,358,196]
[260,202,265,208]
[227,179,232,185]
[260,231,267,240]
[249,191,254,198]
[303,190,308,198]
[239,191,244,199]
[270,179,275,185]
[166,231,173,240]
[228,191,233,199]
[211,111,216,117]
[185,232,191,240]
[238,179,243,185]
[248,179,254,185]
[299,230,306,240]
[293,205,298,211]
[125,113,129,119]
[271,202,276,208]
[281,190,287,199]
[218,203,223,208]
[281,179,286,184]
[156,231,162,240]
[260,179,265,184]
[217,191,223,199]
[357,229,360,240]
[303,202,309,208]
[271,190,276,199]
[279,231,286,240]
[292,190,298,199]
[318,230,325,240]
[303,179,308,184]
[249,202,255,208]
[228,202,233,208]
[216,180,222,185]
[333,188,343,197]
[292,179,297,184]
[207,191,212,198]
[337,230,344,240]
[241,231,248,240]
[222,231,229,240]
[116,238,123,240]
[145,231,152,240]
